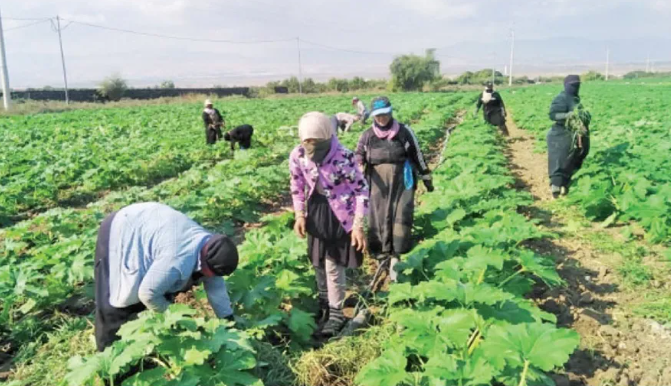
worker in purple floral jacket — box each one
[289,111,369,337]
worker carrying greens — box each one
[224,124,254,151]
[289,112,369,337]
[547,74,591,198]
[202,99,225,145]
[352,97,370,125]
[94,202,239,351]
[474,81,509,136]
[356,96,433,283]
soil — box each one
[504,117,671,386]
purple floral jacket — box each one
[289,136,369,232]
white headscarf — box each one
[298,112,334,142]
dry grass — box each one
[290,324,394,386]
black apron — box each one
[306,192,362,268]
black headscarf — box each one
[564,75,581,97]
[203,235,239,276]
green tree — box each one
[159,80,175,89]
[98,74,128,101]
[280,77,301,93]
[389,49,441,91]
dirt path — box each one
[504,118,671,386]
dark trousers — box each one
[206,126,223,145]
[94,212,146,351]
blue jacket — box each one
[107,202,233,318]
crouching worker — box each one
[289,112,369,337]
[224,124,254,151]
[94,202,239,351]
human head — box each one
[298,112,333,144]
[352,96,359,105]
[299,112,333,163]
[485,82,494,92]
[200,235,239,277]
[564,75,581,96]
[204,99,213,108]
[371,96,393,126]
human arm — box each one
[474,95,483,116]
[202,276,233,318]
[404,126,434,191]
[289,149,308,236]
[202,112,210,129]
[345,150,369,251]
[137,263,182,313]
[549,94,571,122]
[215,109,226,128]
[354,131,368,172]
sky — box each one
[2,0,671,88]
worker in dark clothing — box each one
[355,96,434,283]
[223,124,254,151]
[547,74,591,198]
[202,99,225,145]
[474,82,509,136]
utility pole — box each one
[605,47,610,81]
[55,16,69,104]
[0,7,12,110]
[646,54,650,73]
[491,68,495,84]
[296,37,303,94]
[508,29,515,86]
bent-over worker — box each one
[224,124,254,151]
[94,202,239,351]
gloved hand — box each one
[423,179,435,192]
[224,314,235,323]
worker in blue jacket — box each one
[94,202,239,350]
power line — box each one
[300,39,399,56]
[5,18,51,32]
[2,16,50,21]
[62,19,296,44]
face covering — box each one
[564,75,581,97]
[303,138,331,164]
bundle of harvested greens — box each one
[566,103,591,149]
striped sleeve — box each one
[404,125,431,178]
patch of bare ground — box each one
[505,116,671,386]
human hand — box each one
[351,227,366,252]
[294,217,306,238]
[423,179,435,192]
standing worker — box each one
[290,112,369,337]
[224,124,254,151]
[474,82,509,136]
[94,202,239,351]
[352,97,370,125]
[202,99,225,145]
[356,97,433,283]
[547,75,591,198]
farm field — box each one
[503,79,671,385]
[1,82,670,386]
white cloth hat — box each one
[204,99,213,107]
[298,112,334,142]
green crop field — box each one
[1,84,670,386]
